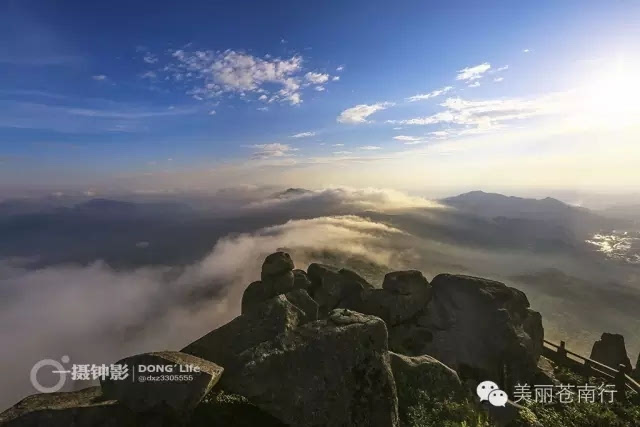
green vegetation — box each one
[523,363,640,427]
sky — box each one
[1,0,639,198]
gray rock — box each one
[589,333,632,372]
[534,356,559,386]
[389,352,470,426]
[183,294,306,370]
[382,270,430,296]
[390,274,543,386]
[634,353,640,380]
[352,270,432,326]
[221,309,399,427]
[389,351,463,395]
[100,351,223,413]
[241,280,271,314]
[292,269,312,292]
[242,253,299,313]
[0,387,136,427]
[283,289,318,322]
[261,251,294,280]
[307,263,372,314]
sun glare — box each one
[579,58,640,129]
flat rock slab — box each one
[0,387,135,427]
[100,351,223,413]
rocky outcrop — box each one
[182,293,307,369]
[635,353,640,380]
[351,270,432,326]
[590,333,633,373]
[241,252,296,313]
[307,263,373,314]
[2,251,553,427]
[100,352,223,413]
[385,274,543,386]
[220,309,399,427]
[0,387,136,427]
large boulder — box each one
[220,309,400,427]
[389,274,543,386]
[261,251,294,279]
[242,252,297,313]
[307,264,373,314]
[100,351,223,414]
[389,352,474,426]
[0,387,137,427]
[183,294,307,369]
[589,333,632,372]
[353,271,432,326]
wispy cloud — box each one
[456,62,491,81]
[140,71,157,80]
[406,86,453,102]
[468,81,480,88]
[92,75,108,81]
[393,135,424,145]
[359,145,382,150]
[251,143,298,159]
[337,102,394,124]
[291,131,315,138]
[143,53,158,64]
[388,95,555,132]
[0,100,197,133]
[494,77,504,83]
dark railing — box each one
[542,339,640,400]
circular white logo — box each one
[30,355,70,393]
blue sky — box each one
[1,0,639,196]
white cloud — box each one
[143,53,158,64]
[314,86,325,92]
[332,76,340,81]
[523,49,530,53]
[406,86,453,102]
[359,145,382,150]
[337,102,394,124]
[494,65,509,73]
[336,65,344,72]
[305,72,329,84]
[456,62,491,81]
[251,143,298,159]
[468,81,481,88]
[165,49,323,105]
[332,143,344,147]
[257,106,269,111]
[209,110,216,115]
[393,135,423,142]
[333,150,352,155]
[291,131,315,138]
[92,75,108,81]
[140,71,157,79]
[388,95,554,131]
[494,77,504,83]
